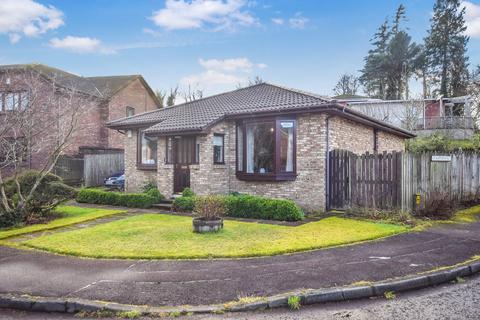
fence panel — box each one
[83,153,124,187]
[53,156,84,186]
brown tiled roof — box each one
[107,82,415,138]
[107,83,331,133]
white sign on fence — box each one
[431,155,452,162]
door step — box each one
[152,203,173,211]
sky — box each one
[1,0,480,98]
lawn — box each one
[21,214,408,259]
[0,205,126,240]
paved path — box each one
[0,220,479,307]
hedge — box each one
[77,189,158,208]
[172,193,304,221]
[172,196,196,212]
[223,194,304,221]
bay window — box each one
[137,131,157,169]
[236,117,296,181]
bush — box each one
[141,181,157,193]
[0,170,77,228]
[172,196,196,212]
[224,194,304,221]
[145,188,164,202]
[414,190,456,220]
[182,187,195,197]
[407,133,480,153]
[194,195,226,219]
[76,189,157,208]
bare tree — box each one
[0,68,96,219]
[155,89,166,108]
[333,74,360,96]
[236,76,265,89]
[166,85,178,107]
[181,84,203,102]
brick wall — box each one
[107,78,158,149]
[124,129,157,192]
[329,116,375,153]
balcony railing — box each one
[416,116,474,130]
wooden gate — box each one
[328,150,402,210]
[84,152,124,187]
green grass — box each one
[0,205,125,240]
[452,205,480,223]
[21,214,407,259]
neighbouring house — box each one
[338,96,474,139]
[107,83,413,211]
[0,63,160,173]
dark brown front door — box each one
[172,136,196,193]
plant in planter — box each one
[192,195,225,233]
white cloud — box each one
[199,57,254,72]
[463,1,480,38]
[150,0,258,31]
[289,12,309,29]
[0,0,64,43]
[49,36,115,54]
[271,18,284,25]
[181,57,267,91]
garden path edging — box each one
[1,260,479,316]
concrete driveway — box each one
[0,221,479,307]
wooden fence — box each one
[328,149,480,212]
[328,150,402,210]
[83,153,124,187]
[53,156,84,186]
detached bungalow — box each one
[107,83,413,211]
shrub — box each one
[145,188,164,202]
[182,187,195,197]
[0,170,77,228]
[172,196,196,212]
[76,189,157,208]
[414,190,456,220]
[194,195,226,219]
[223,194,304,221]
[141,181,157,193]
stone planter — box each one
[192,217,223,233]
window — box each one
[165,136,199,164]
[126,106,135,117]
[137,131,157,168]
[0,92,28,111]
[236,117,296,181]
[213,134,224,164]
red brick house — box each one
[108,83,414,211]
[0,63,160,173]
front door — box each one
[172,136,196,193]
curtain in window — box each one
[280,121,294,172]
[246,125,254,173]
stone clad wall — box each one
[124,129,157,192]
[124,112,407,212]
[377,131,406,152]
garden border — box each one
[1,260,479,316]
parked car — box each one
[104,172,125,190]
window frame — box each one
[0,91,28,112]
[136,130,157,170]
[236,116,297,181]
[213,133,225,164]
[126,106,135,117]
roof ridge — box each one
[263,82,330,101]
[85,75,140,79]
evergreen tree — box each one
[425,0,469,96]
[359,19,390,98]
